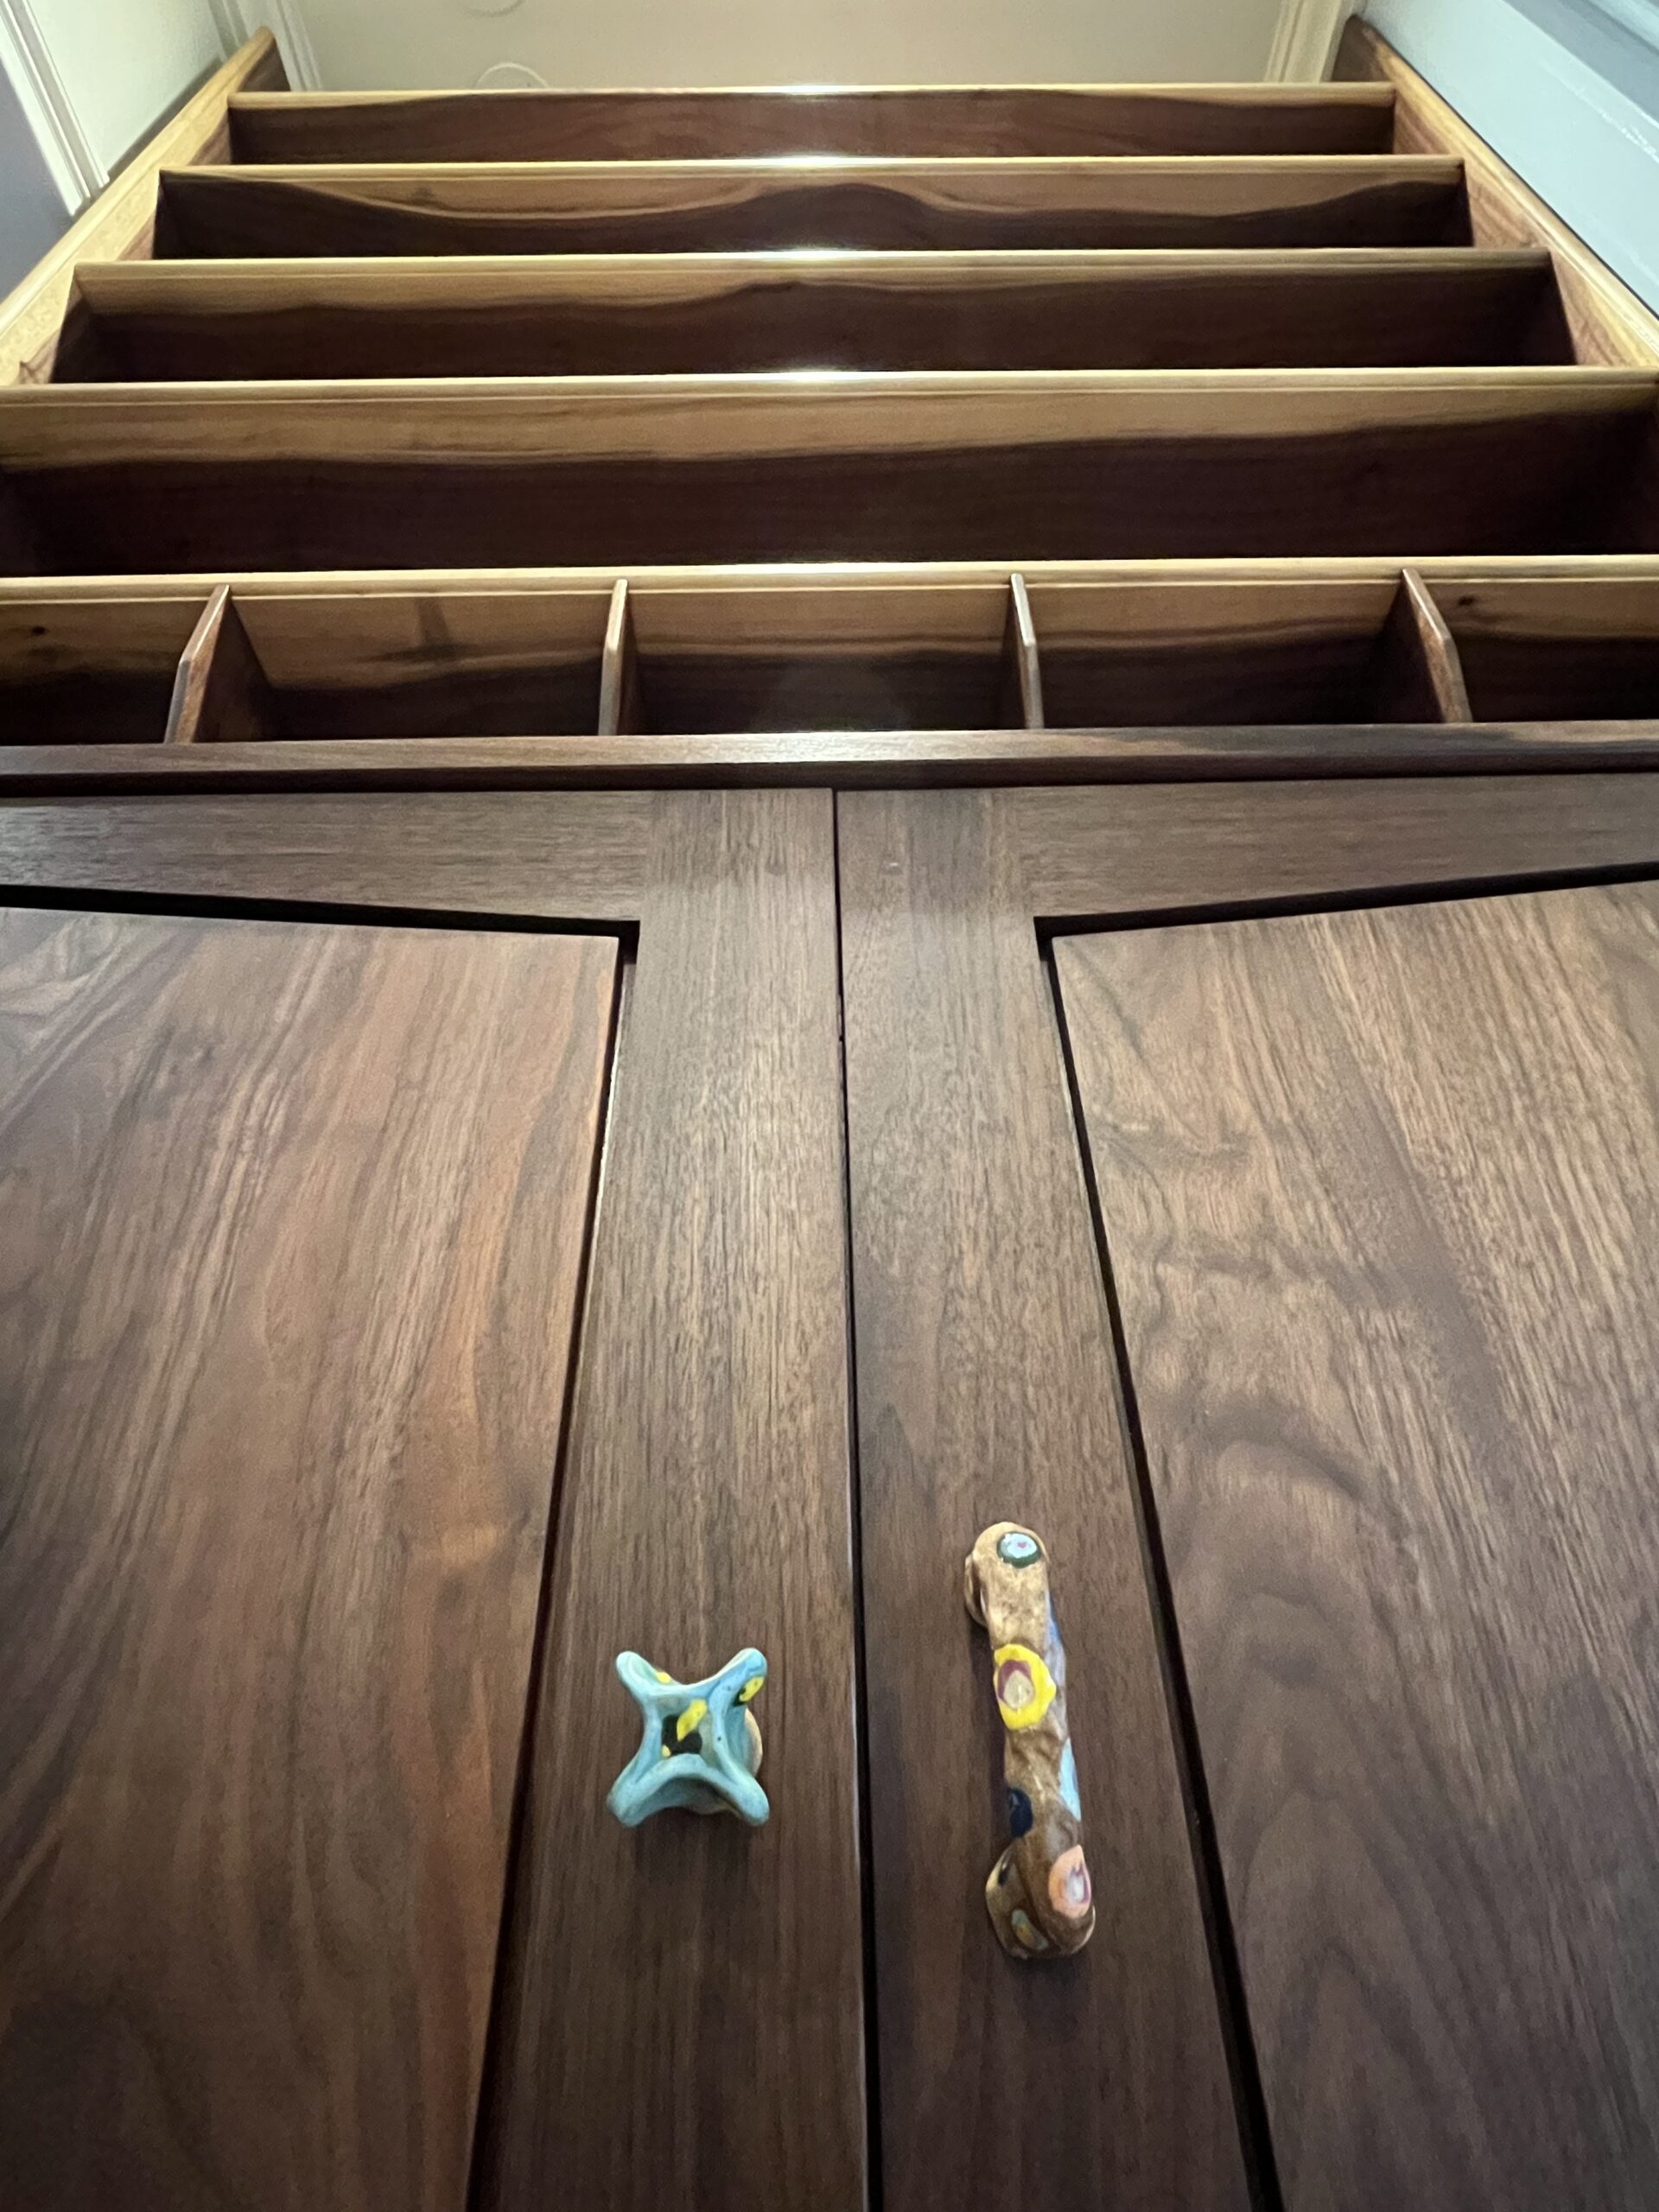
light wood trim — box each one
[1398,564,1473,720]
[1002,573,1045,728]
[9,557,1659,606]
[0,367,1649,466]
[233,77,1395,102]
[0,33,286,389]
[597,577,641,734]
[76,244,1549,308]
[163,583,276,743]
[1337,19,1659,368]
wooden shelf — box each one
[9,566,1659,747]
[60,249,1567,379]
[157,156,1471,258]
[226,82,1396,163]
[3,370,1653,572]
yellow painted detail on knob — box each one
[992,1643,1057,1731]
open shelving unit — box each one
[1,20,1656,781]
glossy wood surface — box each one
[1056,874,1659,2209]
[3,721,1659,791]
[839,791,1251,2212]
[1007,772,1659,912]
[9,569,1659,751]
[0,33,285,386]
[0,900,617,2210]
[227,83,1395,164]
[163,582,276,741]
[2,372,1651,573]
[0,591,206,742]
[480,791,864,2212]
[839,769,1659,2197]
[0,790,654,920]
[0,788,867,2212]
[1435,574,1659,721]
[66,250,1564,378]
[162,156,1469,257]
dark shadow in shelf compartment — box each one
[55,252,1572,382]
[0,590,613,745]
[1440,578,1659,721]
[156,160,1474,260]
[224,591,613,741]
[0,599,205,742]
[621,584,1031,732]
[1030,578,1451,727]
[2,380,1656,576]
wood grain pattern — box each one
[8,555,1658,603]
[227,83,1395,164]
[0,902,618,2210]
[1395,564,1473,720]
[2,372,1650,573]
[1338,19,1659,368]
[65,250,1561,378]
[839,790,1250,2212]
[1029,575,1440,727]
[0,35,286,388]
[1055,878,1659,2208]
[1002,573,1045,728]
[597,577,641,734]
[162,156,1469,257]
[163,583,276,742]
[0,788,864,2204]
[7,571,1659,746]
[0,791,654,922]
[2,721,1659,792]
[1009,773,1659,915]
[1436,574,1659,721]
[477,791,865,2212]
[0,593,204,743]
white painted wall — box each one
[1363,0,1659,307]
[299,0,1286,94]
[24,0,227,171]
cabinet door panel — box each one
[1056,881,1659,2211]
[0,903,617,2212]
[0,786,868,2212]
[840,792,1252,2212]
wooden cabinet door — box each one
[841,777,1659,2212]
[0,899,619,2212]
[1055,880,1659,2212]
[0,788,866,2212]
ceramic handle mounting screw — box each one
[964,1522,1095,1958]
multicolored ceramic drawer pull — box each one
[607,1646,770,1827]
[964,1522,1095,1959]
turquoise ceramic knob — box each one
[607,1647,770,1827]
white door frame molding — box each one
[0,0,104,206]
[1265,0,1351,78]
[218,0,320,88]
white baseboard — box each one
[1265,0,1352,79]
